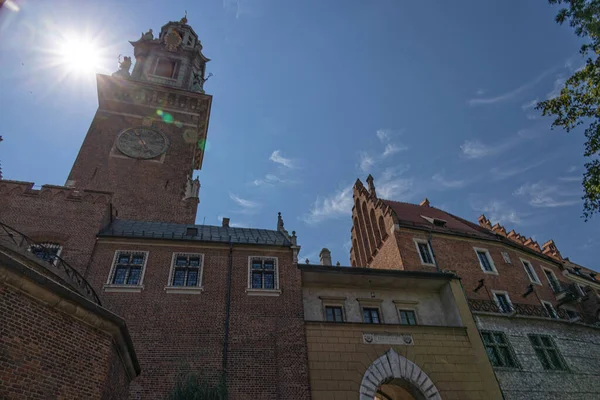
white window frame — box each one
[576,284,587,297]
[413,238,435,266]
[319,296,346,323]
[501,251,512,264]
[520,258,541,285]
[246,256,281,296]
[151,57,180,80]
[541,300,558,319]
[397,308,419,326]
[104,250,149,293]
[541,267,561,293]
[492,290,514,314]
[473,247,498,275]
[165,253,204,294]
[28,242,63,266]
[358,298,384,324]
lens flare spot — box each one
[197,139,206,151]
[156,109,164,116]
[162,113,174,123]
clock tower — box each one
[66,15,212,224]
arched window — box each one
[370,208,382,246]
[379,216,388,239]
[353,218,367,266]
[355,199,372,258]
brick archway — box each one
[359,348,441,400]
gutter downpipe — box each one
[222,237,233,389]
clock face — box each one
[116,127,168,159]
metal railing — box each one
[468,299,578,321]
[0,221,101,305]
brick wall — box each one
[66,110,198,224]
[0,284,128,400]
[0,181,111,275]
[305,322,501,400]
[85,238,310,399]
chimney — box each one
[319,248,332,266]
[222,217,230,228]
[420,198,430,207]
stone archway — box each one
[360,348,441,400]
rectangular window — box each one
[542,301,558,319]
[249,257,278,290]
[528,334,567,371]
[501,251,512,264]
[154,58,179,79]
[577,284,587,297]
[481,331,519,368]
[521,260,541,284]
[494,293,513,313]
[325,306,344,322]
[29,242,62,264]
[169,253,203,287]
[363,308,381,324]
[109,251,148,286]
[414,240,434,265]
[398,309,417,325]
[477,250,494,272]
[542,269,561,293]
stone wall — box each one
[475,314,600,400]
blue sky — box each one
[1,0,597,269]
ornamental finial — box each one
[180,10,188,24]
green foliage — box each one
[166,371,227,400]
[537,0,600,220]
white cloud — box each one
[521,98,538,111]
[269,150,294,168]
[558,176,581,182]
[475,88,485,96]
[382,143,407,158]
[567,165,577,173]
[547,76,566,99]
[252,174,285,186]
[460,140,493,159]
[359,152,375,172]
[376,129,391,142]
[432,172,467,188]
[514,181,581,208]
[468,69,553,106]
[302,185,354,225]
[479,200,524,226]
[490,159,547,180]
[229,193,259,209]
[377,166,413,199]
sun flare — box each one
[56,36,102,74]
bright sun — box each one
[56,36,102,74]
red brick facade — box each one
[350,177,600,321]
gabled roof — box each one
[98,219,292,247]
[381,199,494,239]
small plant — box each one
[166,370,227,400]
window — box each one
[167,253,203,291]
[414,239,434,265]
[154,58,179,79]
[541,301,558,319]
[363,308,381,324]
[481,331,519,368]
[521,259,541,284]
[577,284,587,297]
[501,251,512,264]
[474,248,496,274]
[248,257,278,291]
[107,251,148,286]
[565,309,579,320]
[29,242,62,264]
[542,268,561,293]
[398,309,417,325]
[325,306,344,322]
[493,292,513,313]
[528,334,568,371]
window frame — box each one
[151,57,180,80]
[104,250,149,293]
[492,290,514,314]
[501,251,512,264]
[473,247,498,275]
[528,334,568,371]
[362,307,382,324]
[541,300,558,319]
[324,305,345,323]
[481,330,520,369]
[576,284,587,297]
[413,238,435,266]
[165,252,204,294]
[541,267,562,293]
[28,242,63,266]
[246,256,280,296]
[397,308,418,326]
[520,258,541,285]
[319,296,346,322]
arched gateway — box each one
[360,348,441,400]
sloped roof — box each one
[381,199,494,239]
[98,219,292,246]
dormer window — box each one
[154,58,179,79]
[421,215,447,227]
